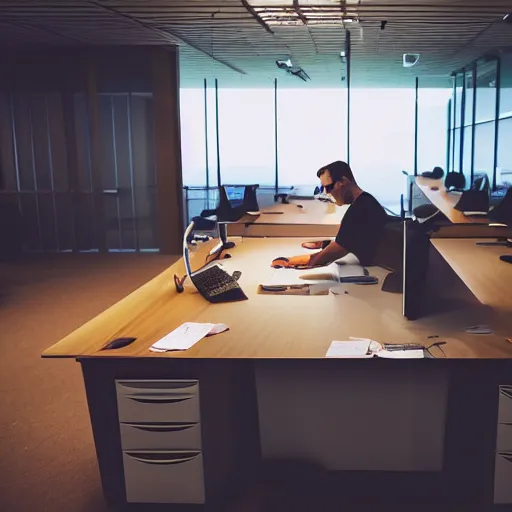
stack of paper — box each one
[325,338,424,359]
[325,339,372,358]
[150,322,228,353]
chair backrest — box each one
[489,187,512,225]
[445,172,466,191]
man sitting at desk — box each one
[272,160,388,268]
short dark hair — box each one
[317,161,355,183]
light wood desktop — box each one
[225,199,345,237]
[43,237,512,360]
[432,238,512,312]
[415,176,489,224]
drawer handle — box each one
[499,452,512,463]
[126,395,193,404]
[120,381,197,391]
[123,422,197,433]
[126,451,200,465]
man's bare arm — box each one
[308,240,348,267]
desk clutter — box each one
[326,338,426,359]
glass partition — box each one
[218,86,274,186]
[350,88,414,210]
[417,83,452,174]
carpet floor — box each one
[0,253,177,512]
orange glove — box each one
[271,254,312,269]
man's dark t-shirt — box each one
[335,192,388,265]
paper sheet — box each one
[377,349,424,359]
[150,322,224,352]
[325,339,372,358]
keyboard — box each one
[191,265,248,303]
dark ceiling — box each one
[1,1,511,87]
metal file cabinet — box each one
[115,379,205,504]
[494,386,512,503]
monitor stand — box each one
[216,223,236,251]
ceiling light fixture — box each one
[249,1,359,27]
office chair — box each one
[489,187,512,225]
[445,172,466,192]
[454,173,490,213]
[421,166,445,180]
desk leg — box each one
[80,358,259,510]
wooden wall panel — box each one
[47,93,70,193]
[30,93,52,191]
[19,194,40,251]
[152,47,184,254]
[55,194,74,251]
[11,94,35,191]
[86,58,107,252]
[130,94,157,250]
[113,94,136,250]
[1,47,179,253]
[0,93,18,191]
[73,93,92,192]
[38,193,58,251]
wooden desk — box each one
[225,199,345,237]
[41,237,512,510]
[43,237,512,360]
[432,238,512,312]
[415,177,488,224]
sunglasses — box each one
[323,182,336,194]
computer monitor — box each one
[217,184,260,221]
[402,219,431,321]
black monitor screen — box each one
[224,186,245,208]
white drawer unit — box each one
[119,422,201,451]
[495,453,512,504]
[122,450,205,504]
[116,379,204,504]
[116,380,199,423]
[498,386,512,424]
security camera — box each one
[403,53,420,68]
[276,59,293,69]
